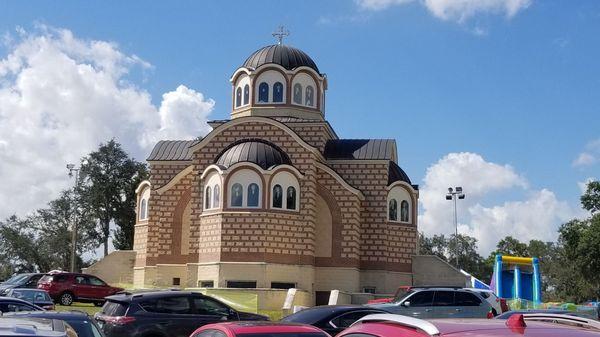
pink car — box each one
[190,322,330,337]
[338,313,600,337]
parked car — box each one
[190,321,329,337]
[94,290,269,337]
[0,317,74,337]
[5,310,106,337]
[0,296,45,313]
[281,305,386,335]
[367,286,412,304]
[465,287,507,315]
[37,272,123,306]
[0,273,47,296]
[338,313,600,337]
[369,286,493,318]
[5,288,55,310]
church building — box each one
[133,36,419,300]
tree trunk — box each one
[102,218,110,256]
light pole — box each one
[446,186,465,268]
[67,164,80,272]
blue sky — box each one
[1,0,598,252]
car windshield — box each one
[66,320,103,337]
[3,274,29,285]
[10,290,52,302]
[393,289,416,303]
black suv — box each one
[94,291,268,337]
[0,273,47,296]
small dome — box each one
[388,161,413,186]
[215,139,291,170]
[242,44,319,73]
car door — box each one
[454,291,486,318]
[87,276,110,299]
[73,275,93,299]
[191,295,235,330]
[24,274,43,289]
[138,295,195,337]
[432,291,457,318]
[396,290,435,318]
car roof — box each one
[8,288,48,292]
[201,322,325,334]
[106,290,205,302]
[0,317,65,336]
[4,311,90,321]
[282,305,383,324]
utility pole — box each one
[67,164,80,272]
[446,187,465,268]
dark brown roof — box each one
[147,140,196,161]
[388,161,417,189]
[215,139,291,170]
[324,139,397,161]
[242,44,319,73]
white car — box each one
[466,288,505,315]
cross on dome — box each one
[272,25,289,45]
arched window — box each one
[389,199,398,221]
[231,183,243,207]
[286,186,296,210]
[205,186,212,209]
[272,184,283,208]
[139,199,147,220]
[401,200,409,222]
[273,82,284,102]
[213,184,220,208]
[258,82,269,102]
[235,87,242,107]
[243,84,250,105]
[305,86,314,107]
[247,183,260,207]
[293,83,302,104]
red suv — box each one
[38,272,123,306]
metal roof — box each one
[242,44,320,73]
[389,161,418,189]
[215,139,291,170]
[324,139,396,161]
[147,140,196,161]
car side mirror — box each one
[402,301,411,307]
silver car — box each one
[369,287,493,318]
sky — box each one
[0,0,598,254]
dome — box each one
[215,139,291,170]
[242,44,320,73]
[388,161,413,186]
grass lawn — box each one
[56,302,102,316]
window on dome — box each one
[235,87,242,107]
[305,86,314,107]
[247,183,260,207]
[205,186,212,209]
[272,184,283,208]
[293,83,302,104]
[231,183,243,207]
[243,85,250,105]
[213,184,220,208]
[401,200,409,222]
[389,199,398,221]
[139,199,147,220]
[273,82,284,103]
[286,186,296,210]
[258,82,269,103]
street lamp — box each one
[446,186,465,268]
[67,164,80,272]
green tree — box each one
[418,233,448,260]
[78,140,148,255]
[493,236,529,256]
[581,180,600,214]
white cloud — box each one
[356,0,531,23]
[578,177,597,194]
[419,152,579,254]
[573,138,600,167]
[0,25,214,219]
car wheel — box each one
[59,292,74,306]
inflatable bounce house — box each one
[490,255,542,304]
